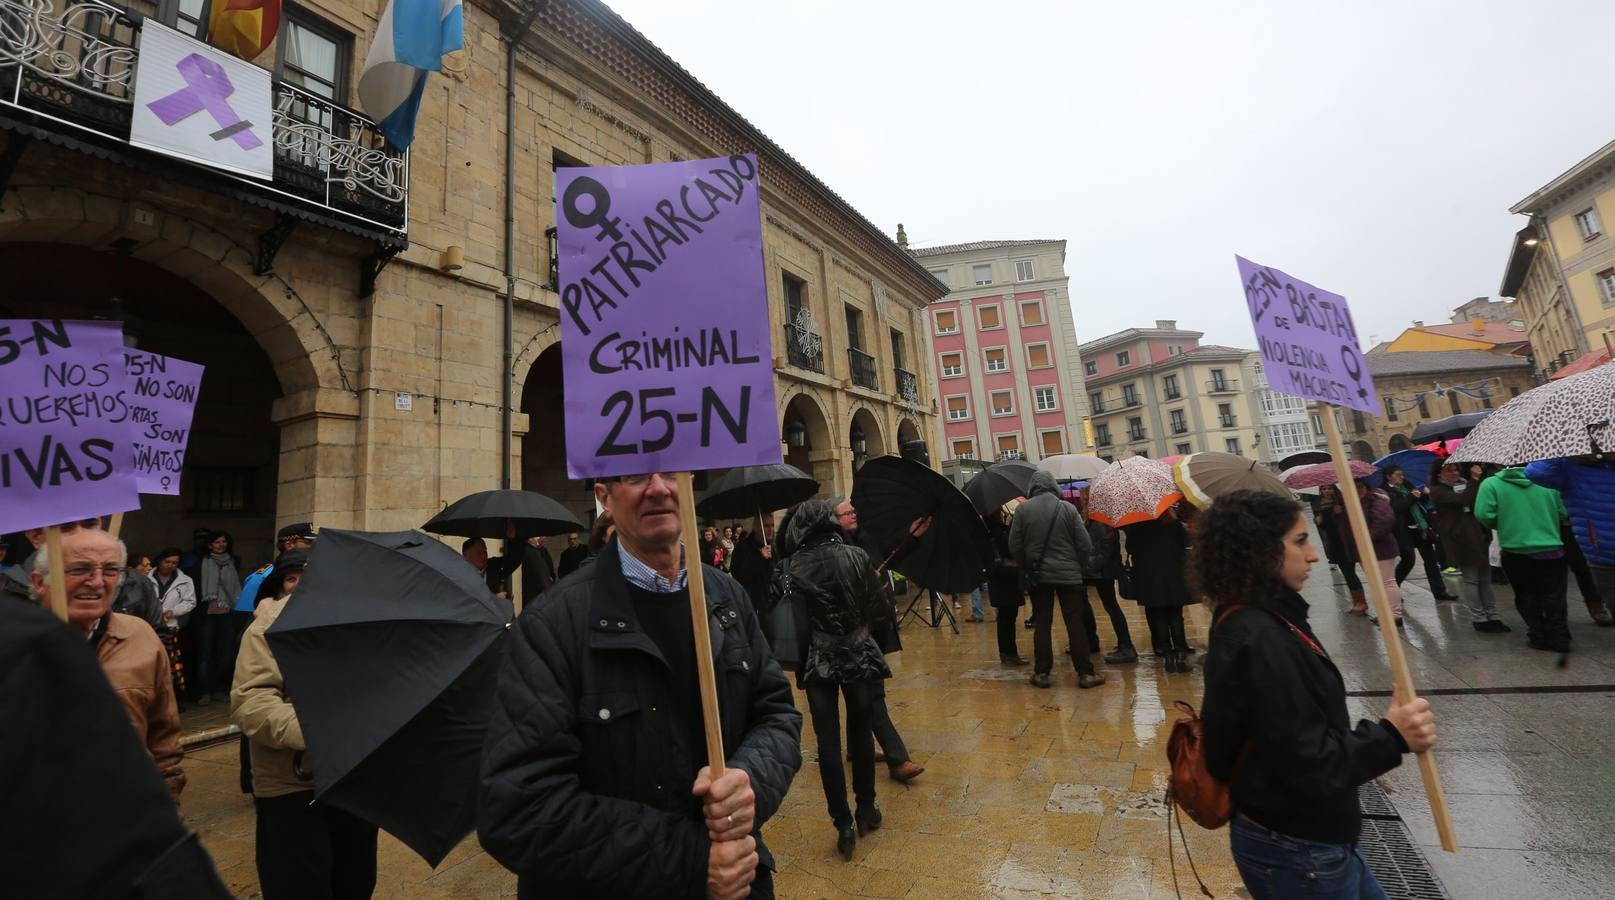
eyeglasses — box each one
[64,564,124,580]
[617,472,669,487]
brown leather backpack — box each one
[1167,700,1234,829]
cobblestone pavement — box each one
[177,556,1615,898]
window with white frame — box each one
[1169,409,1187,433]
[996,433,1022,459]
[940,351,963,377]
[934,309,958,334]
[1034,385,1057,411]
[1162,374,1180,399]
[978,304,1003,330]
[946,395,970,421]
[929,269,950,288]
[973,263,993,285]
[1266,421,1315,456]
[984,347,1008,372]
[1576,207,1604,241]
[1176,442,1192,455]
[1014,259,1035,282]
[1168,345,1183,356]
[1599,268,1615,304]
[991,390,1015,416]
[1026,343,1052,368]
[1084,360,1098,376]
[952,439,975,460]
[1225,437,1242,454]
[1020,300,1044,326]
[1116,350,1131,367]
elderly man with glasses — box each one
[32,526,185,801]
[479,471,802,899]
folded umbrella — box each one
[961,458,1037,517]
[267,529,511,867]
[423,489,583,540]
[1282,459,1377,490]
[1275,450,1331,471]
[850,456,990,593]
[1410,411,1492,444]
[696,463,819,521]
[1037,453,1110,482]
[1173,452,1291,509]
[1087,456,1183,527]
[1452,364,1615,466]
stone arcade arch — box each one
[848,405,886,472]
[781,390,836,493]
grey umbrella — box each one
[1451,365,1615,466]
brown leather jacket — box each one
[96,612,185,800]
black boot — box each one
[856,805,883,836]
[836,824,857,860]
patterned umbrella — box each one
[1281,459,1377,489]
[1173,452,1291,509]
[1451,364,1615,465]
[1037,453,1110,482]
[1087,456,1183,527]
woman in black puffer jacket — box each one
[772,499,891,861]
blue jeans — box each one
[1230,815,1388,900]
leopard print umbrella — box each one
[1450,363,1615,465]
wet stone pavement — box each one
[177,558,1615,898]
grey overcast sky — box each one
[601,0,1614,350]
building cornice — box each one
[1510,139,1615,215]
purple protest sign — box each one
[1236,256,1380,416]
[556,155,782,479]
[0,320,139,533]
[125,351,205,495]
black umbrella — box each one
[697,463,819,521]
[1411,411,1492,444]
[1275,450,1331,471]
[961,458,1037,517]
[423,489,583,539]
[267,529,511,867]
[850,456,990,593]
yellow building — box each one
[1502,138,1615,376]
[1383,318,1529,356]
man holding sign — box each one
[479,154,802,899]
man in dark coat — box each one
[1,600,230,899]
[833,498,924,784]
[557,532,590,578]
[728,512,777,637]
[478,472,802,899]
[1009,471,1103,689]
[519,535,557,602]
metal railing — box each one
[0,0,408,234]
[1128,428,1146,442]
[1171,422,1188,434]
[1206,378,1240,394]
[894,367,918,404]
[783,322,824,373]
[1219,415,1238,428]
[997,449,1024,461]
[848,347,878,390]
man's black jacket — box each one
[477,539,802,899]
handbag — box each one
[768,566,802,668]
[1116,563,1136,599]
[1022,507,1062,590]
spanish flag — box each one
[207,0,281,61]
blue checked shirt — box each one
[617,541,689,593]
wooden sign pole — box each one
[1319,404,1457,852]
[676,471,726,776]
[43,526,68,622]
[108,512,125,539]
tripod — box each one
[899,582,959,634]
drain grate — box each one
[1357,783,1449,899]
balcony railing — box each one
[1091,398,1105,413]
[894,367,918,404]
[784,322,824,373]
[1109,394,1141,409]
[1095,434,1112,448]
[1206,379,1240,394]
[1219,415,1238,428]
[1128,429,1147,442]
[848,347,878,390]
[1171,422,1188,434]
[997,449,1025,461]
[1164,389,1182,400]
[0,0,408,235]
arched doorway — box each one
[519,343,596,533]
[1352,440,1377,461]
[895,416,926,465]
[781,392,834,493]
[848,406,886,472]
[0,242,282,564]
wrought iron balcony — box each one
[1219,415,1238,428]
[1111,393,1142,409]
[0,0,408,237]
[1128,428,1147,442]
[1095,433,1113,447]
[1171,422,1188,434]
[894,366,918,404]
[783,322,824,373]
[1206,378,1240,394]
[997,449,1024,461]
[848,347,878,390]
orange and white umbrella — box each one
[1087,457,1182,527]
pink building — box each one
[911,239,1091,462]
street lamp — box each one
[850,426,867,456]
[784,420,807,448]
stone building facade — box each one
[1078,322,1263,462]
[1341,349,1536,461]
[0,0,940,566]
[913,239,1091,463]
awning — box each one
[1549,348,1612,380]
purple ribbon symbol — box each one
[146,53,262,150]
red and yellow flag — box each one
[207,0,281,62]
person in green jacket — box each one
[1474,468,1571,652]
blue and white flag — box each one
[358,0,463,149]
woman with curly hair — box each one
[1195,490,1438,900]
